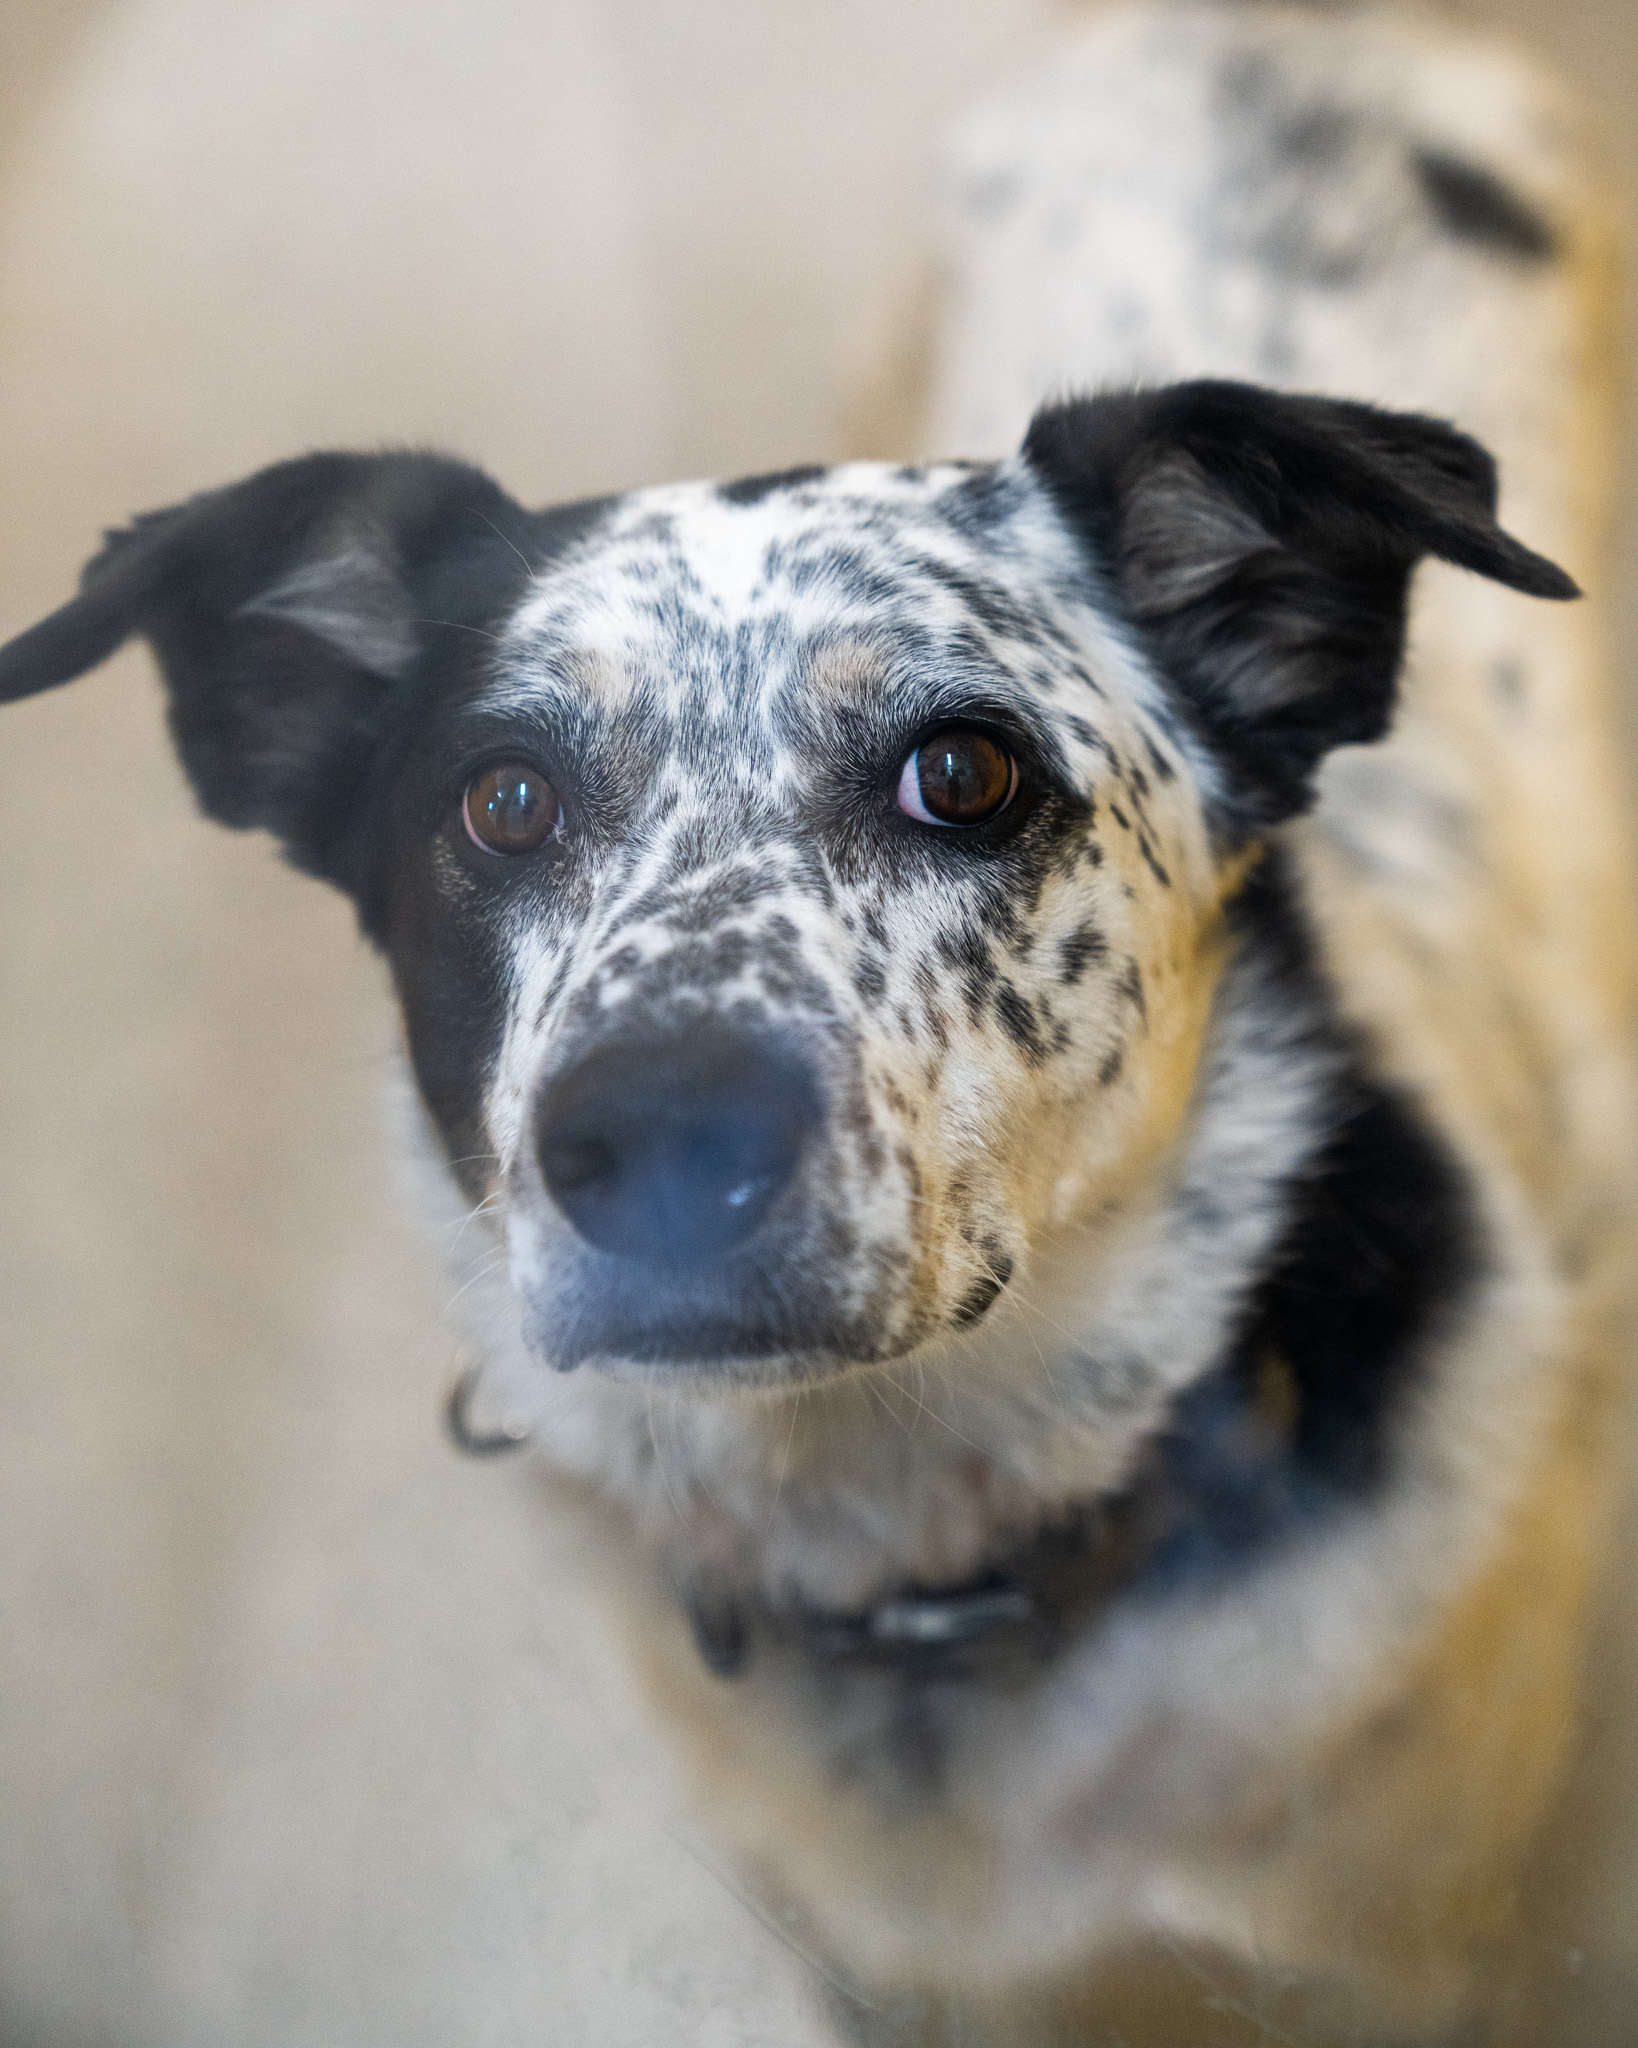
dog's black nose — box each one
[537,1027,817,1265]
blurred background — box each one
[0,4,1634,2044]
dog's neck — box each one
[467,865,1344,1615]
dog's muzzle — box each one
[522,1017,905,1377]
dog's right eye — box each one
[462,763,562,855]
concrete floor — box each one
[0,4,1634,2044]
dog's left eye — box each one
[896,729,1017,827]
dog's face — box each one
[386,461,1224,1384]
[0,384,1571,1395]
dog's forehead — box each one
[492,456,1146,739]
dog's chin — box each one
[519,1302,931,1390]
[516,1276,976,1391]
[536,1339,883,1393]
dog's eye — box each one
[463,763,562,855]
[896,729,1017,828]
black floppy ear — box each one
[0,451,550,895]
[1022,380,1577,829]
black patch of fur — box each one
[937,924,1000,1022]
[0,451,608,915]
[1022,381,1577,831]
[994,981,1047,1063]
[1143,856,1481,1582]
[1414,149,1558,263]
[1058,921,1108,985]
[717,465,828,507]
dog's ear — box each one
[1023,380,1577,828]
[0,451,558,894]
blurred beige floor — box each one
[0,5,1634,2046]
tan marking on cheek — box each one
[850,776,1219,1283]
[1029,861,1235,1234]
[852,820,1231,1332]
[1126,880,1234,1145]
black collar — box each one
[686,1470,1175,1684]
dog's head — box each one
[0,384,1571,1390]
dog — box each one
[3,5,1635,2042]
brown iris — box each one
[898,729,1016,827]
[462,762,561,855]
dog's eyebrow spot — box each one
[796,637,891,706]
[557,645,634,710]
[1413,148,1558,263]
